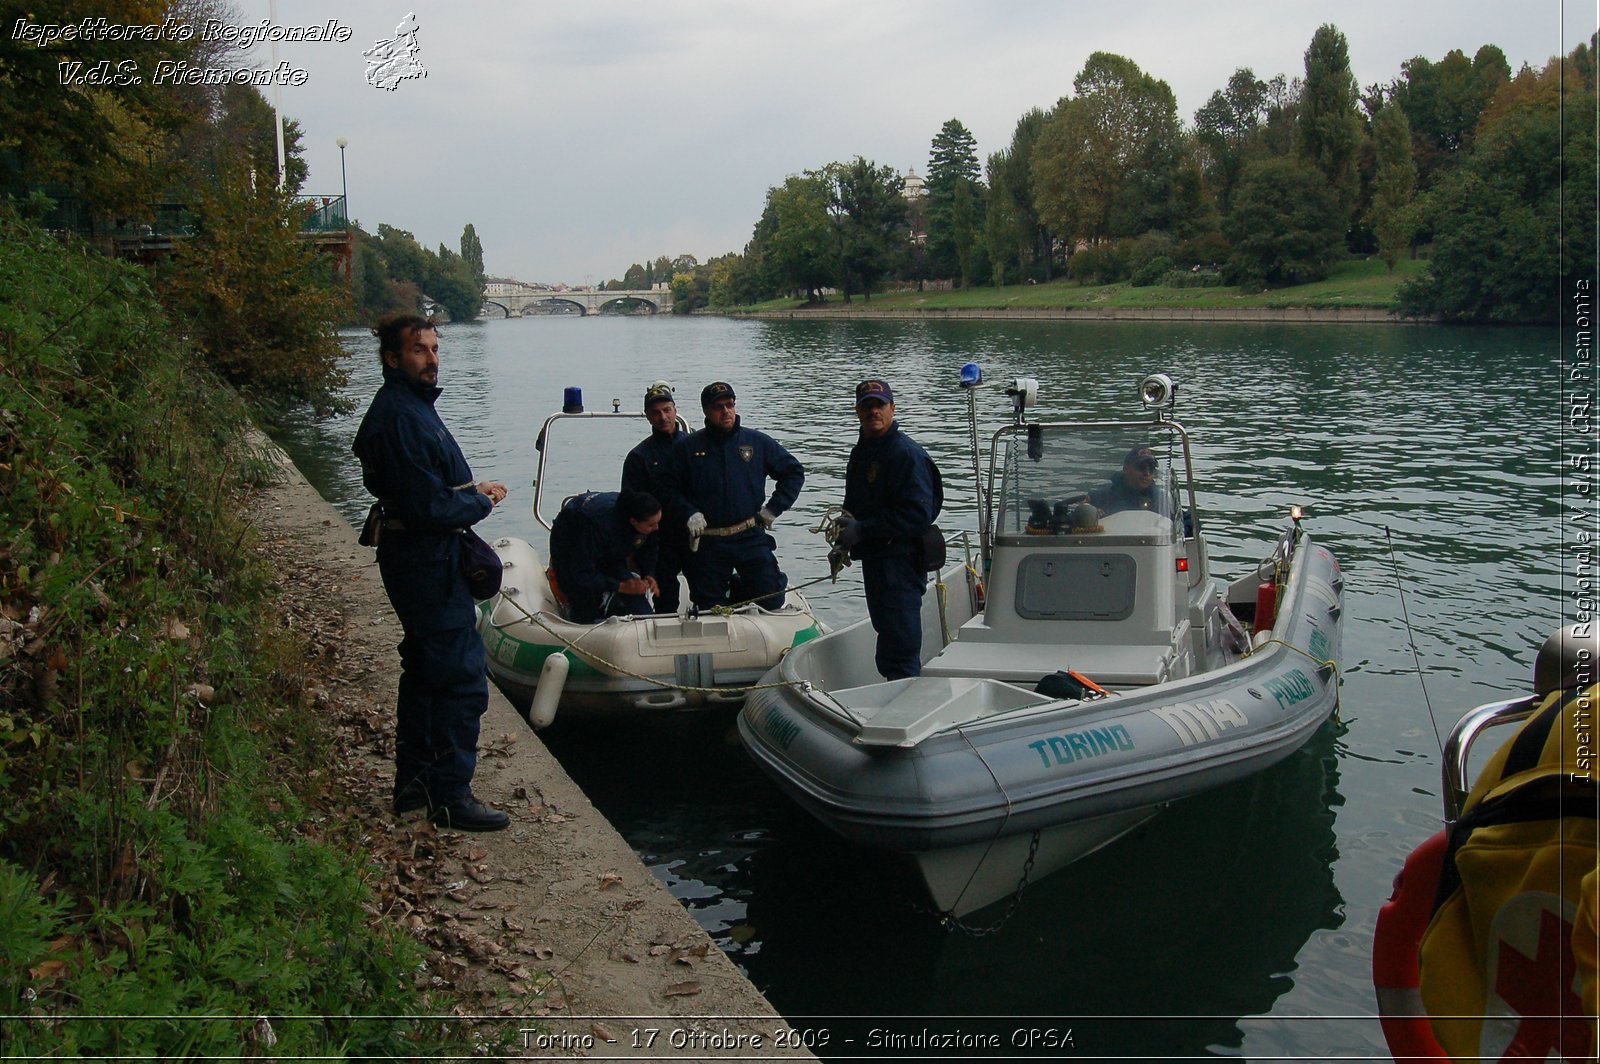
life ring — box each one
[1372,829,1450,1060]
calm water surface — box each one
[272,315,1569,1060]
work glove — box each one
[686,512,707,537]
[836,517,864,550]
[756,507,777,529]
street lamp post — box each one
[336,136,348,226]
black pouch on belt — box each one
[358,502,383,547]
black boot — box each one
[430,794,509,832]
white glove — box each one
[687,512,707,537]
[757,507,777,529]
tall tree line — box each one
[708,25,1595,323]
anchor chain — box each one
[911,828,1042,937]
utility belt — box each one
[359,502,451,546]
[700,516,757,537]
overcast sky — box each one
[253,0,1593,286]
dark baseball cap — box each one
[1124,446,1158,469]
[644,381,675,408]
[855,379,894,407]
[701,381,736,406]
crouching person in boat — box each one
[670,381,804,611]
[836,379,943,680]
[548,489,663,623]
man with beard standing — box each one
[353,314,510,832]
[669,381,804,611]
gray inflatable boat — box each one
[738,370,1345,916]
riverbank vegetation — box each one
[0,3,478,1054]
[0,208,463,1056]
[624,25,1594,324]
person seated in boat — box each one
[548,489,662,624]
[621,381,688,614]
[1089,446,1173,517]
[668,381,805,611]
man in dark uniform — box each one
[353,314,509,832]
[1089,445,1172,516]
[621,382,686,614]
[837,379,942,680]
[549,489,662,623]
[669,381,804,611]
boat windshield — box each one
[532,411,662,530]
[991,423,1187,541]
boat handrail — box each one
[1440,694,1542,824]
[531,408,686,531]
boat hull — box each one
[477,536,824,720]
[738,538,1344,915]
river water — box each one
[272,314,1575,1060]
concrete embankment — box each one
[726,304,1408,324]
[253,436,813,1060]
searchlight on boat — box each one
[1005,377,1039,418]
[1139,372,1175,410]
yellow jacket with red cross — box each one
[1418,681,1599,1062]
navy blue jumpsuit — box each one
[621,430,686,614]
[353,365,492,807]
[843,423,941,679]
[669,417,804,610]
[548,491,660,623]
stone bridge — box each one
[482,282,670,317]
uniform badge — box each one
[738,444,754,463]
[867,461,880,484]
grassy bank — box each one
[0,213,456,1054]
[731,256,1426,314]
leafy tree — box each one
[989,109,1055,280]
[1032,53,1183,250]
[826,157,906,300]
[459,223,485,287]
[203,82,308,194]
[1391,45,1511,186]
[374,223,429,287]
[983,149,1025,286]
[669,269,710,313]
[1297,24,1363,215]
[0,0,198,213]
[1224,155,1345,288]
[1368,100,1417,272]
[1399,46,1596,322]
[925,119,983,283]
[428,244,481,321]
[1193,68,1270,213]
[156,166,349,414]
[762,173,836,301]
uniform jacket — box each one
[549,491,660,604]
[669,416,804,529]
[843,423,940,560]
[354,365,492,533]
[623,429,688,544]
[1089,471,1171,515]
[353,365,491,632]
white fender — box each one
[529,653,569,729]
